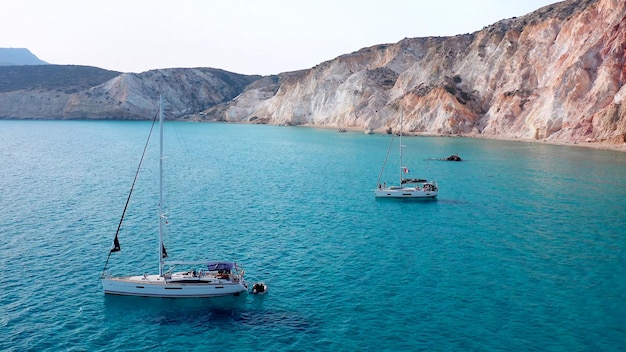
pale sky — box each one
[1,0,557,76]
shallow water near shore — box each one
[1,120,625,351]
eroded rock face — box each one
[200,0,625,144]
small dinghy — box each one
[251,282,268,295]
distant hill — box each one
[0,48,48,66]
[0,65,121,93]
[0,65,262,119]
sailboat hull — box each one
[374,188,438,198]
[101,276,248,298]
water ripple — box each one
[1,121,626,351]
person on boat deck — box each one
[217,270,230,279]
[378,183,381,189]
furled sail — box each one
[111,236,121,253]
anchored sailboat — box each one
[374,111,438,199]
[100,96,248,298]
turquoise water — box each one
[1,120,625,351]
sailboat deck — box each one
[106,271,241,285]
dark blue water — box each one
[1,120,625,351]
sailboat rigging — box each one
[374,110,438,199]
[100,96,248,298]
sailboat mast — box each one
[158,96,164,277]
[399,110,403,187]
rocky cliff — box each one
[1,0,624,145]
[199,0,625,145]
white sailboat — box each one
[100,97,248,298]
[374,111,438,199]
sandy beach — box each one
[297,123,626,153]
[444,134,626,153]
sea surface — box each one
[1,120,625,351]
